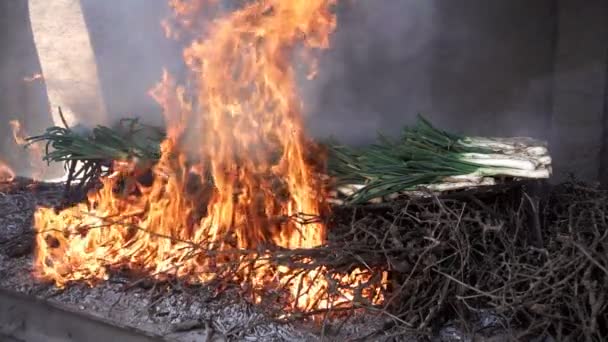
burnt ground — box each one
[0,179,391,342]
[2,178,605,341]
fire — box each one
[10,120,46,180]
[0,160,15,183]
[34,0,386,314]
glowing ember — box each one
[34,0,386,313]
[0,160,15,183]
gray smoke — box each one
[0,1,182,178]
[303,0,555,145]
[70,0,556,147]
[0,1,56,177]
[0,0,558,179]
[302,0,437,145]
[79,0,182,128]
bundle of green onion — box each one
[328,115,551,204]
[26,118,165,165]
[26,112,551,206]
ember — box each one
[34,0,387,315]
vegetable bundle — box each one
[26,118,165,165]
[329,115,551,204]
[25,112,551,206]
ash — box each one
[0,256,392,341]
[0,181,402,341]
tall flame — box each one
[34,0,385,313]
[179,0,336,250]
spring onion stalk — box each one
[525,146,549,156]
[536,155,552,165]
[472,168,550,179]
[423,177,496,192]
[457,153,539,170]
[458,138,521,152]
[442,174,485,183]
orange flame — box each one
[34,0,386,313]
[0,160,15,183]
[10,120,46,181]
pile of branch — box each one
[26,115,604,340]
[255,180,606,340]
[45,180,604,341]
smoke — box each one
[79,0,184,128]
[302,0,437,145]
[0,1,185,178]
[0,1,57,177]
[52,0,556,147]
[0,0,561,179]
[302,0,555,145]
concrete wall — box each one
[78,0,179,127]
[0,0,57,178]
[0,0,175,178]
[307,1,556,145]
[1,0,607,182]
[549,0,608,182]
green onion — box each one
[328,114,551,204]
[25,117,165,165]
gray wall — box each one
[306,1,556,144]
[0,1,56,178]
[1,0,607,183]
[78,0,180,128]
[551,0,608,182]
